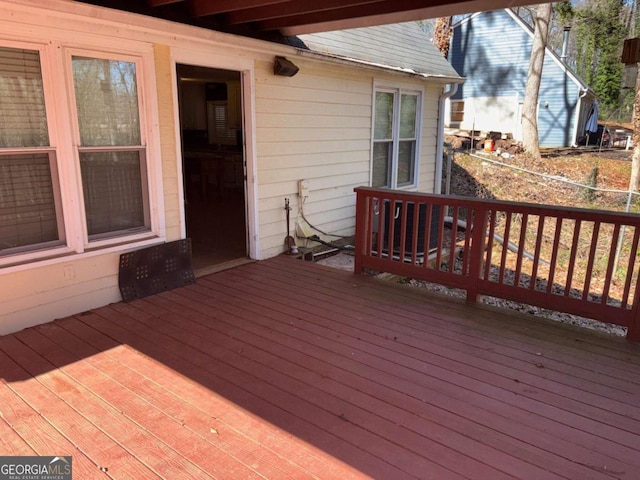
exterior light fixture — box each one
[274,56,299,77]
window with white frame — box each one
[0,46,64,255]
[0,40,155,263]
[372,88,421,189]
[71,55,149,240]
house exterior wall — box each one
[0,0,445,333]
[449,10,582,147]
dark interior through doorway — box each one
[176,64,247,271]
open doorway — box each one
[176,64,247,271]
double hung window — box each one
[0,40,154,264]
[372,88,421,189]
[0,46,62,255]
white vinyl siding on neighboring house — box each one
[0,40,157,266]
[372,87,421,189]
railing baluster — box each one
[499,212,512,285]
[411,202,420,265]
[435,205,445,270]
[601,224,620,305]
[399,199,408,263]
[484,210,497,280]
[461,207,473,276]
[582,221,601,301]
[421,203,431,268]
[565,219,582,297]
[622,226,640,309]
[530,215,545,290]
[514,213,528,288]
[376,197,384,259]
[546,217,562,294]
[450,206,460,273]
[388,199,397,261]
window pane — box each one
[0,153,60,251]
[0,47,49,148]
[397,141,416,185]
[72,57,141,146]
[374,92,394,140]
[372,142,392,188]
[80,151,146,237]
[400,94,417,139]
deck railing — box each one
[354,187,640,341]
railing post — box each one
[354,188,369,275]
[466,206,489,303]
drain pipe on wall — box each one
[435,82,459,194]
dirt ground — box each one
[448,147,635,211]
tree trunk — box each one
[433,17,452,58]
[630,62,640,191]
[522,3,552,160]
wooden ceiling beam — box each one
[226,0,385,25]
[147,0,183,6]
[191,0,291,16]
[259,0,450,30]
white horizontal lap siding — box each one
[255,60,373,258]
[418,85,440,192]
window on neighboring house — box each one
[71,56,149,240]
[0,46,64,255]
[372,88,421,189]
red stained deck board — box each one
[13,327,263,480]
[270,257,640,371]
[216,264,640,433]
[119,296,524,480]
[140,289,620,480]
[264,257,640,376]
[2,256,640,480]
[100,302,444,480]
[35,319,321,480]
[70,306,383,480]
[55,316,363,480]
[248,263,640,405]
[0,345,154,479]
[0,335,210,479]
[195,270,640,452]
[186,273,640,478]
[151,283,638,480]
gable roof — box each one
[454,9,593,93]
[296,22,462,81]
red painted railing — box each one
[354,187,640,341]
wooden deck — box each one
[2,256,640,480]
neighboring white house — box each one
[0,0,461,333]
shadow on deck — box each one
[1,256,640,479]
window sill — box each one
[0,234,166,274]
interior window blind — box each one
[0,47,49,148]
[0,47,60,253]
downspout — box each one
[435,82,459,194]
[572,88,588,147]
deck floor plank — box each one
[0,341,155,479]
[192,268,640,477]
[151,284,622,480]
[2,256,640,479]
[129,294,531,480]
[231,262,640,426]
[44,317,328,480]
